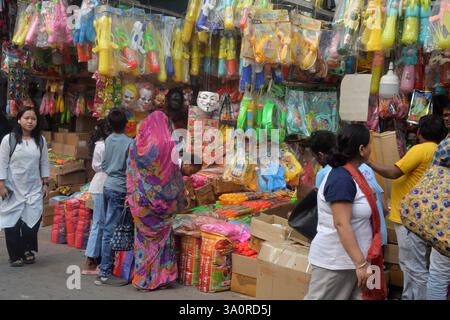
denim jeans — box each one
[99,188,126,278]
[426,248,450,300]
[85,194,105,259]
[395,224,430,300]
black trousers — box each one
[4,218,41,261]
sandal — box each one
[23,251,35,264]
[10,259,24,267]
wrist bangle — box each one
[357,261,368,269]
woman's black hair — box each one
[89,120,111,154]
[307,130,337,156]
[329,124,370,168]
[12,107,41,146]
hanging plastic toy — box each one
[12,2,35,47]
[196,0,217,31]
[370,51,384,94]
[401,0,419,45]
[360,0,382,51]
[429,0,450,50]
[144,22,161,74]
[183,0,201,43]
[399,46,418,93]
[227,37,238,77]
[337,0,363,56]
[92,6,118,76]
[381,0,400,49]
[419,0,432,46]
[172,21,184,82]
[218,34,227,77]
[162,16,177,77]
[224,0,235,30]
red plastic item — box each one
[147,51,160,74]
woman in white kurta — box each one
[0,107,49,267]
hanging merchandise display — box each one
[285,88,338,137]
[370,51,384,94]
[290,13,322,71]
[399,46,418,93]
[359,0,382,52]
[407,89,433,124]
[379,61,400,98]
[329,0,363,58]
[401,0,420,46]
[381,0,400,49]
[429,0,450,50]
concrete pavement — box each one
[0,226,249,300]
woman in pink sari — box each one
[126,111,185,290]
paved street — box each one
[0,226,249,300]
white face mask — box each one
[197,91,220,113]
[138,88,153,111]
[122,89,137,108]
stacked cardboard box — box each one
[42,190,61,227]
[52,132,91,159]
[385,221,403,288]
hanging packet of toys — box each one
[407,90,432,124]
[290,13,322,70]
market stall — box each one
[2,0,446,298]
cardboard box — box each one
[212,178,244,195]
[231,273,257,298]
[256,241,311,300]
[249,236,264,253]
[41,204,54,227]
[370,131,400,198]
[232,253,258,278]
[50,160,85,176]
[251,213,311,245]
[231,254,258,297]
[65,133,90,147]
[262,201,296,219]
[384,244,399,264]
[388,264,404,287]
[52,142,91,159]
[44,190,61,204]
[42,131,52,143]
[53,132,65,144]
[54,171,86,187]
[194,183,216,206]
[387,226,397,245]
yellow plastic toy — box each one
[370,51,384,94]
[172,26,183,82]
[92,11,118,76]
[224,0,235,30]
[182,0,201,43]
[381,0,400,49]
[191,32,202,76]
[430,0,450,49]
[361,0,383,51]
[401,0,419,45]
[291,14,321,70]
[198,31,209,43]
[12,3,34,46]
[280,145,303,186]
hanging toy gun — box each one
[370,51,384,94]
[224,0,235,30]
[227,37,238,77]
[92,8,119,76]
[401,0,419,45]
[399,46,418,93]
[218,35,227,77]
[429,0,450,49]
[172,25,184,82]
[337,0,363,56]
[191,32,201,76]
[381,0,399,49]
[238,0,254,30]
[362,0,382,51]
[12,3,34,46]
[419,0,431,46]
[144,23,161,74]
[115,28,138,72]
[25,2,40,46]
[183,0,201,43]
[196,0,217,31]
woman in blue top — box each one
[308,130,388,245]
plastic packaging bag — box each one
[429,0,450,50]
[359,0,383,51]
[407,90,432,124]
[329,0,363,58]
[250,9,292,65]
[280,143,303,186]
[291,13,321,70]
[12,1,35,47]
